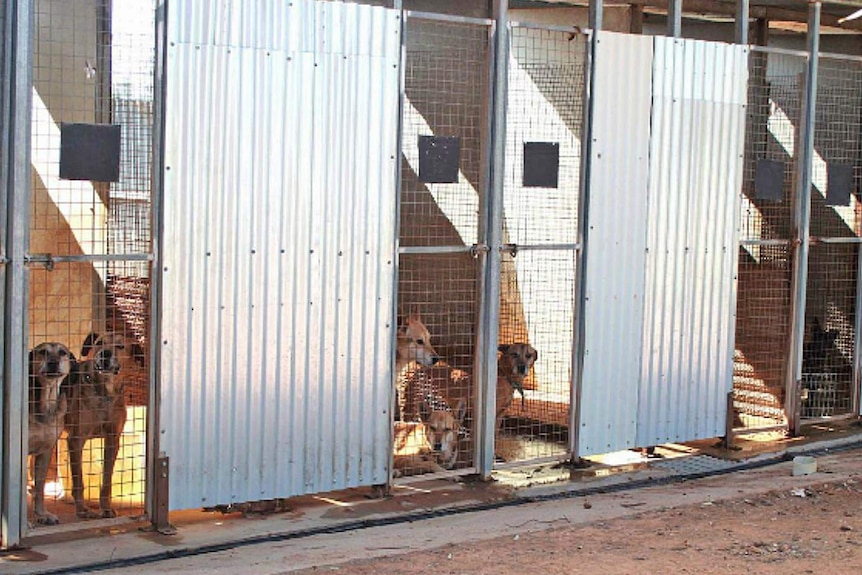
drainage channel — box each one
[26,438,862,575]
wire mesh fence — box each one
[27,0,154,527]
[802,242,858,418]
[400,17,490,249]
[799,54,862,420]
[733,48,807,429]
[395,253,479,475]
[394,15,491,477]
[493,27,586,465]
[812,55,862,240]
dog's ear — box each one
[497,344,510,354]
[531,347,538,362]
[131,343,146,367]
[82,332,101,358]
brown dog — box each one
[496,343,538,428]
[65,333,127,519]
[394,314,440,420]
[393,400,465,476]
[28,342,74,526]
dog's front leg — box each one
[67,435,99,519]
[99,428,121,518]
[32,449,60,525]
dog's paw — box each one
[35,512,60,526]
[76,508,102,519]
[100,508,118,519]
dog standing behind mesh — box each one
[64,332,142,519]
[28,342,75,526]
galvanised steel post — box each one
[1,0,32,550]
[736,0,750,44]
[476,0,508,478]
[786,1,821,436]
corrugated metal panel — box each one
[638,38,746,445]
[168,0,307,52]
[161,0,400,509]
[168,0,399,56]
[578,32,654,456]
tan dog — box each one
[496,343,538,428]
[395,314,440,420]
[28,342,74,526]
[393,400,465,476]
[65,333,127,519]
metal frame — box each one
[1,0,31,550]
[0,0,9,550]
[571,25,596,465]
[736,0,750,44]
[148,0,169,531]
[786,1,821,435]
[475,0,508,478]
[393,8,495,483]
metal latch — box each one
[470,244,490,258]
[501,243,518,257]
[25,253,56,271]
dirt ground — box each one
[291,479,862,575]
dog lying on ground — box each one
[65,333,127,519]
[28,342,75,526]
[394,314,440,420]
[496,343,538,429]
[393,399,466,476]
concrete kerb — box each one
[7,433,862,575]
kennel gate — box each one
[491,22,587,468]
[802,51,862,420]
[0,0,156,546]
[26,0,155,534]
[394,11,494,478]
[732,46,806,433]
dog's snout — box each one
[433,441,443,451]
[517,364,527,375]
[431,355,440,365]
[96,349,120,373]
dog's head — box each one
[82,331,146,368]
[29,342,75,415]
[419,399,466,470]
[396,314,440,368]
[30,342,75,381]
[497,343,538,381]
[803,319,839,372]
[75,352,123,398]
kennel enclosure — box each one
[3,0,862,550]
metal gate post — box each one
[786,1,820,436]
[854,244,862,417]
[148,0,168,532]
[475,0,508,478]
[736,0,750,45]
[1,0,32,550]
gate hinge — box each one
[152,455,176,535]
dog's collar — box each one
[505,375,526,408]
